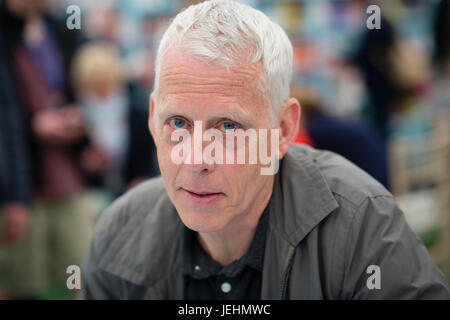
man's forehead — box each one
[158,47,262,96]
[160,45,261,73]
[156,49,269,123]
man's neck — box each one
[197,177,274,267]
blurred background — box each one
[0,0,449,299]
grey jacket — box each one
[80,145,450,299]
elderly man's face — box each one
[149,48,275,233]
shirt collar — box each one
[181,200,270,279]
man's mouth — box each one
[184,189,223,197]
[181,188,224,205]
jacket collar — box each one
[269,144,339,247]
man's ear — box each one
[277,97,301,159]
[149,93,156,140]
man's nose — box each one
[184,123,215,174]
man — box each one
[0,23,31,247]
[0,0,93,299]
[80,0,450,299]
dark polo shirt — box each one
[181,203,270,300]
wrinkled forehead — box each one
[157,47,265,106]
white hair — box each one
[153,0,293,123]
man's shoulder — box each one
[283,146,450,300]
[90,177,181,286]
[286,144,392,209]
[270,145,395,247]
[96,177,169,230]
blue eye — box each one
[222,122,236,132]
[170,118,186,129]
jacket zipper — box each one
[280,245,295,299]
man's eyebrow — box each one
[206,114,254,128]
[157,107,255,127]
[205,109,254,123]
[157,108,183,121]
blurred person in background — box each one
[0,0,94,299]
[433,0,450,117]
[292,85,389,189]
[352,6,432,148]
[434,0,450,76]
[71,42,159,197]
[0,18,32,299]
[352,14,398,142]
